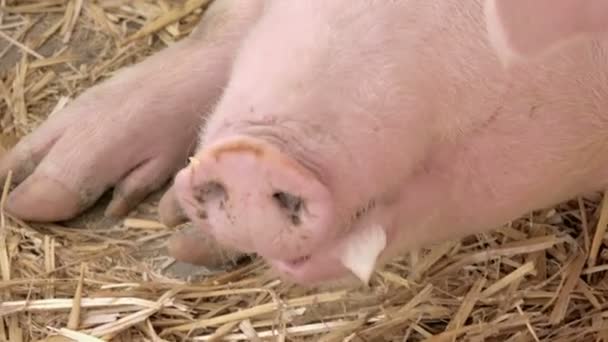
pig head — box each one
[484,0,608,66]
[171,0,608,285]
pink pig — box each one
[2,0,608,285]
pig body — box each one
[2,0,608,285]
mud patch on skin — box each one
[345,193,395,231]
[196,208,208,219]
[193,181,237,223]
[353,199,377,221]
[272,191,304,226]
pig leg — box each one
[0,0,263,223]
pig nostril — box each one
[194,181,228,210]
[272,191,304,226]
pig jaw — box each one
[173,131,394,285]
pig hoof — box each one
[0,123,192,222]
[173,136,336,262]
[0,64,205,222]
[166,225,248,269]
[159,185,189,227]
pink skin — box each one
[172,0,608,284]
[4,0,608,285]
[485,0,608,66]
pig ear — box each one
[484,0,608,67]
[339,224,386,285]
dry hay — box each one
[0,0,608,341]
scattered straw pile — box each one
[1,1,608,341]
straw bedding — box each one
[1,1,607,341]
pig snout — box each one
[173,135,336,263]
[173,127,394,283]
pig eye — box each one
[272,191,304,226]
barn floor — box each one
[1,1,607,341]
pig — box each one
[3,0,608,286]
[484,0,608,66]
